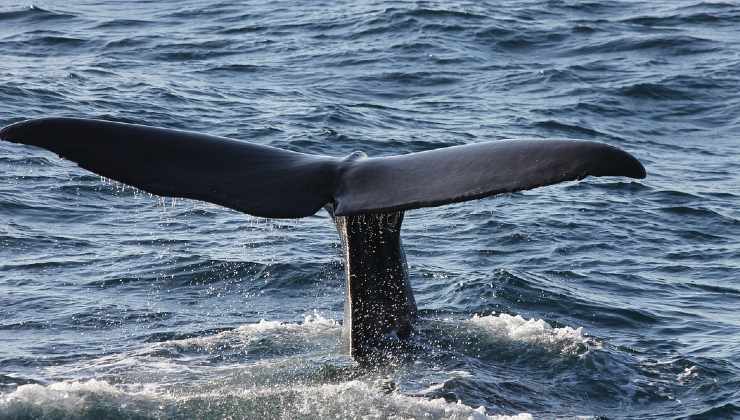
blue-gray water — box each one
[1,1,739,419]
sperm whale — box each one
[0,117,646,362]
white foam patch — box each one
[677,366,699,383]
[41,312,342,385]
[182,380,532,420]
[164,311,340,353]
[10,314,550,418]
[0,380,162,419]
[0,379,532,420]
[467,313,591,354]
[235,311,339,337]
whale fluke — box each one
[1,117,645,218]
[0,117,339,218]
[1,116,647,362]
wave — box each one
[465,313,591,355]
[92,18,156,29]
[0,378,532,420]
[157,312,340,356]
[195,63,271,74]
[0,380,160,420]
[358,71,461,87]
[618,83,693,100]
[84,258,333,289]
[533,119,607,138]
[394,8,489,21]
[0,5,76,23]
[622,12,730,26]
[566,35,718,56]
[4,313,535,418]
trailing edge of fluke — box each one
[0,117,646,218]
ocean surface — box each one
[0,1,739,419]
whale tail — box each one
[1,116,646,362]
[0,117,645,217]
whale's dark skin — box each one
[333,211,416,361]
[0,117,646,362]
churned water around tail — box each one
[1,1,739,418]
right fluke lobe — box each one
[333,139,646,216]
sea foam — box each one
[1,378,533,420]
[466,313,591,354]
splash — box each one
[0,379,532,420]
[0,380,161,420]
[162,311,340,353]
[45,312,343,381]
[2,314,538,419]
[467,313,591,354]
